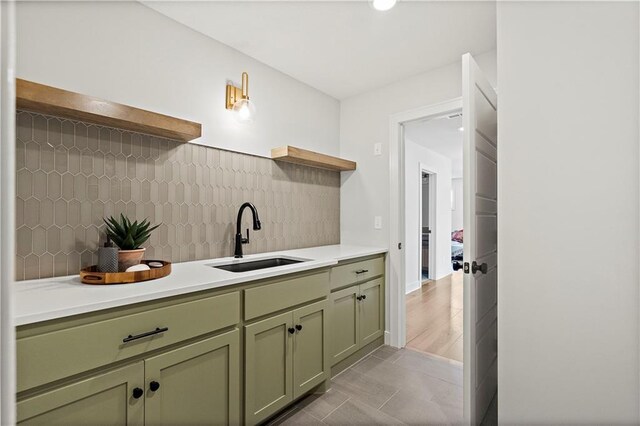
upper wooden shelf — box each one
[271,145,356,172]
[16,79,202,142]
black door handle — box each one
[149,381,160,392]
[295,324,303,331]
[288,327,295,334]
[132,387,144,399]
[361,294,367,300]
[452,261,463,271]
[123,327,168,343]
[356,295,362,301]
[472,261,488,274]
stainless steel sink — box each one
[211,257,305,273]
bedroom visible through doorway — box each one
[404,110,464,363]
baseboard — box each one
[434,271,453,281]
[405,280,421,294]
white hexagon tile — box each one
[15,111,340,280]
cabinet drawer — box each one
[244,271,329,321]
[330,256,384,290]
[17,291,240,392]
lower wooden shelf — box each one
[271,145,356,171]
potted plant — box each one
[104,214,160,271]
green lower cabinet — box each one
[329,286,360,365]
[330,277,385,366]
[244,311,293,425]
[245,301,329,425]
[144,329,240,426]
[17,362,144,425]
[359,278,384,346]
[292,300,329,399]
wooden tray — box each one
[80,260,171,285]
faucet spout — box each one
[234,202,261,258]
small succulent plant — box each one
[103,214,160,250]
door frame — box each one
[388,97,462,348]
[418,167,437,282]
[0,1,17,424]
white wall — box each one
[15,1,340,159]
[497,2,639,423]
[340,50,496,248]
[405,139,452,294]
[451,178,463,232]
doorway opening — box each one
[403,110,464,362]
[387,53,498,425]
[420,170,435,283]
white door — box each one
[462,53,498,425]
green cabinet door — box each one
[359,277,384,347]
[17,362,144,426]
[144,329,240,426]
[245,311,293,425]
[329,285,360,365]
[292,300,328,399]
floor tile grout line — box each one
[376,388,410,425]
[319,395,351,421]
[303,408,324,423]
[405,348,464,368]
[377,387,400,410]
[388,352,463,386]
[406,336,464,365]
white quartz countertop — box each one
[14,244,387,326]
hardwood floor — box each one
[406,271,463,362]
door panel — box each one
[476,197,497,215]
[475,150,497,200]
[462,52,498,425]
[359,278,384,346]
[476,215,497,259]
[17,362,144,425]
[329,286,360,365]
[476,267,497,323]
[244,312,293,425]
[292,300,328,399]
[474,90,497,143]
[144,329,240,426]
[475,322,497,386]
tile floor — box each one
[267,345,497,425]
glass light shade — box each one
[371,0,396,11]
[232,98,256,123]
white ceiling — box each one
[143,1,496,99]
[405,114,463,178]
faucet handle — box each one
[242,228,250,244]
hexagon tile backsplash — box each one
[15,111,340,280]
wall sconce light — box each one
[226,72,256,123]
[371,0,397,11]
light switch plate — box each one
[374,143,382,156]
[374,216,382,229]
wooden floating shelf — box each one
[271,145,356,172]
[16,78,202,142]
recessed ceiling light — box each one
[458,127,464,132]
[371,0,397,12]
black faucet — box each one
[234,202,262,258]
